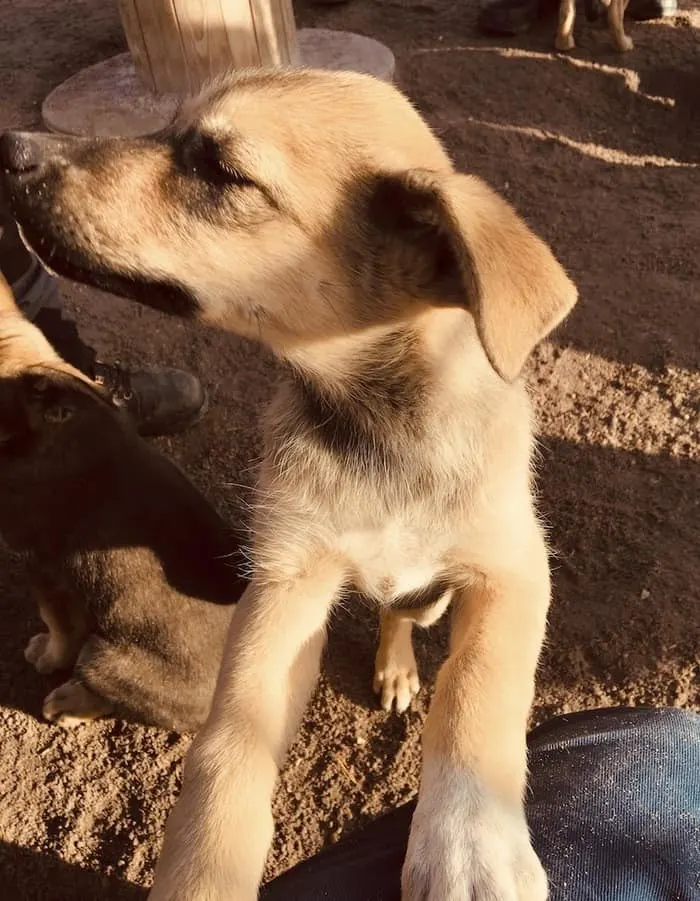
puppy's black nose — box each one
[0,132,43,173]
[0,131,76,174]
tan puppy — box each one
[1,68,577,901]
[556,0,633,52]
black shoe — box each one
[92,360,207,438]
[477,0,558,36]
[628,0,677,20]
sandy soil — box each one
[0,1,698,897]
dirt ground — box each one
[0,0,698,897]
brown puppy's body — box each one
[556,0,632,51]
[0,274,243,732]
[2,68,577,901]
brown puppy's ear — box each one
[369,170,578,381]
[23,369,112,422]
[0,378,31,448]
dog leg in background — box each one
[148,559,346,901]
[555,0,577,50]
[401,541,551,901]
[24,589,86,675]
[609,0,633,50]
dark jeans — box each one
[262,707,700,901]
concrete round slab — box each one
[298,28,395,82]
[41,29,395,139]
[42,53,179,139]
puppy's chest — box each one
[338,518,449,606]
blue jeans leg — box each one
[261,707,700,901]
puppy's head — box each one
[0,69,575,380]
[0,273,120,463]
[0,366,120,464]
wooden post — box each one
[118,0,299,96]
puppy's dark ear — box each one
[23,368,112,422]
[369,170,577,381]
[0,379,32,449]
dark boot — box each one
[1,210,206,438]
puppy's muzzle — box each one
[0,131,80,177]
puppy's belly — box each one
[340,522,443,604]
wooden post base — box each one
[41,29,396,139]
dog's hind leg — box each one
[609,0,633,51]
[24,588,86,675]
[71,634,219,732]
[374,590,452,714]
[42,678,114,727]
[374,612,420,713]
[555,0,577,50]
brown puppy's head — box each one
[0,68,576,381]
[0,273,121,464]
[0,367,122,468]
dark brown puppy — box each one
[0,272,244,732]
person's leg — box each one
[477,0,677,38]
[261,707,700,901]
[0,199,206,437]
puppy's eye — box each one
[44,405,74,425]
[211,155,251,186]
[179,130,254,188]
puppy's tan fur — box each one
[556,0,633,52]
[3,68,577,900]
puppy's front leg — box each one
[148,557,346,901]
[402,541,550,901]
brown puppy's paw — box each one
[43,679,113,727]
[24,632,65,674]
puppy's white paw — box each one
[616,35,633,51]
[374,661,420,713]
[402,761,547,901]
[24,633,62,674]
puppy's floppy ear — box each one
[23,368,113,420]
[369,169,577,381]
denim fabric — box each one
[261,707,700,901]
[529,707,700,901]
[0,196,59,320]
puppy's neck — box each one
[283,306,492,408]
[280,306,501,479]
